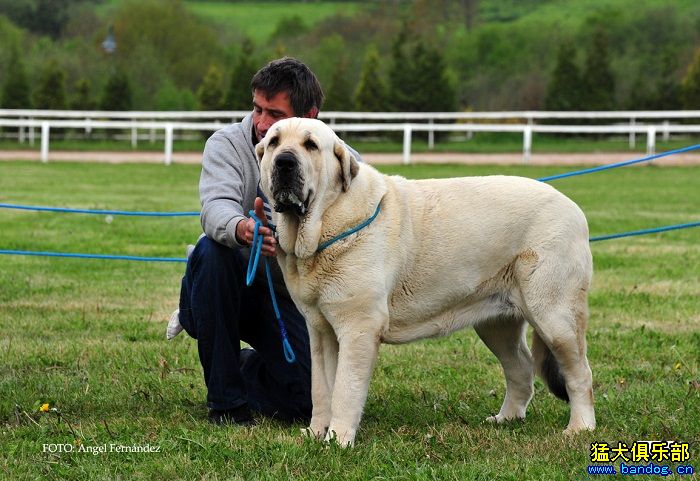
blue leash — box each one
[317,203,382,252]
[245,210,295,364]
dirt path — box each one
[1,150,700,166]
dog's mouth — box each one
[273,189,312,216]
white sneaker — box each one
[166,241,197,340]
[167,309,184,340]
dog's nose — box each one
[275,152,297,172]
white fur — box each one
[257,118,596,447]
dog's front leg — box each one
[305,321,338,439]
[325,320,382,447]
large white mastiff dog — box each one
[256,118,595,446]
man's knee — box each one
[190,236,242,279]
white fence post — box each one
[40,121,50,163]
[29,118,35,146]
[523,125,532,164]
[629,117,636,149]
[402,124,412,165]
[662,120,670,142]
[131,120,138,149]
[19,118,25,144]
[428,118,434,150]
[646,126,656,156]
[164,123,174,165]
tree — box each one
[1,46,31,109]
[354,46,388,112]
[70,78,96,110]
[651,49,681,110]
[412,41,455,112]
[33,61,67,110]
[681,47,700,109]
[323,58,354,111]
[582,27,616,110]
[197,64,224,111]
[545,42,583,111]
[387,23,415,112]
[100,70,133,111]
[225,38,257,110]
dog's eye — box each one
[304,139,318,151]
[268,136,279,148]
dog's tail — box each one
[532,331,569,402]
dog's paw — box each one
[324,427,355,448]
[485,413,525,424]
[301,426,327,439]
[563,422,595,436]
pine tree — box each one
[354,46,388,112]
[545,42,583,111]
[1,46,32,109]
[324,58,354,111]
[33,61,67,110]
[70,78,96,110]
[652,49,681,110]
[582,27,616,110]
[681,47,700,109]
[412,42,455,112]
[225,38,258,110]
[387,23,416,112]
[197,64,224,111]
[100,70,133,111]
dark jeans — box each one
[178,236,311,422]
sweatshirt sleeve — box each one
[199,131,247,249]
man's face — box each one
[252,89,296,142]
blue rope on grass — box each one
[0,249,187,262]
[537,143,700,182]
[2,219,698,262]
[2,144,699,262]
[0,203,199,217]
[589,221,700,242]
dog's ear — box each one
[334,140,359,192]
[255,141,265,162]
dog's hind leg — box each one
[521,259,595,434]
[475,316,534,423]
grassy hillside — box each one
[95,1,361,44]
[186,1,360,44]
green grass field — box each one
[1,160,698,480]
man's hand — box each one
[236,197,276,256]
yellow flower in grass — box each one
[39,403,50,412]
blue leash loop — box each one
[245,210,295,364]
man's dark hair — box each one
[251,57,324,116]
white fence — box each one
[2,110,700,165]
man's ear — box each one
[334,140,359,192]
[303,106,319,119]
[255,141,265,162]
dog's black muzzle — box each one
[271,151,308,216]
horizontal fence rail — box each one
[2,109,700,164]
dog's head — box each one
[256,118,359,219]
